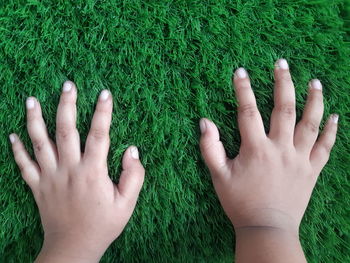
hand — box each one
[199,59,338,246]
[9,81,145,263]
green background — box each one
[1,0,349,262]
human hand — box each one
[9,81,145,263]
[199,59,338,235]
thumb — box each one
[117,146,145,203]
[199,118,229,177]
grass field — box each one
[1,0,350,262]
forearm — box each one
[35,234,106,263]
[234,226,306,263]
[35,251,99,263]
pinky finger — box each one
[9,133,41,189]
[310,114,338,174]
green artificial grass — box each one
[1,0,350,262]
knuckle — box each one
[32,189,43,201]
[96,104,111,114]
[303,119,319,133]
[200,138,212,151]
[32,138,45,152]
[236,78,251,89]
[251,148,269,162]
[279,72,292,83]
[60,95,74,105]
[13,150,22,164]
[27,113,37,122]
[56,124,74,140]
[322,142,333,154]
[90,127,108,141]
[307,90,324,106]
[238,103,258,118]
[15,156,28,177]
[12,142,22,153]
[276,103,295,118]
[309,88,323,98]
[17,160,26,174]
[137,166,146,178]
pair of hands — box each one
[10,59,338,262]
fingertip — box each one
[26,97,36,110]
[199,119,229,176]
[9,133,16,144]
[234,67,248,80]
[200,118,220,140]
[60,81,77,103]
[199,118,208,134]
[118,146,145,200]
[130,146,139,160]
[309,79,322,91]
[9,134,21,152]
[275,58,289,70]
[95,90,113,111]
[331,113,339,124]
[62,80,75,93]
[99,89,111,102]
[123,146,144,170]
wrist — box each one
[35,232,109,263]
[230,207,300,236]
[234,225,300,240]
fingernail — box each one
[276,58,289,70]
[130,146,139,160]
[99,90,109,101]
[331,114,339,124]
[63,81,73,92]
[199,119,207,133]
[9,134,15,144]
[26,97,35,109]
[235,67,248,79]
[311,79,322,90]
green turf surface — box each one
[1,0,350,262]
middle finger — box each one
[268,59,296,145]
[56,81,81,166]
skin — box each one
[9,82,145,262]
[9,59,338,262]
[199,59,338,262]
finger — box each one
[294,79,324,153]
[26,97,58,173]
[310,114,338,174]
[268,59,296,145]
[56,81,81,166]
[233,67,266,148]
[117,146,145,204]
[9,133,40,189]
[84,90,113,166]
[199,118,230,177]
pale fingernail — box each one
[235,67,248,79]
[277,58,289,70]
[199,119,207,133]
[130,146,139,160]
[331,114,339,124]
[99,90,109,101]
[63,81,73,92]
[26,97,35,109]
[9,134,16,144]
[311,79,322,90]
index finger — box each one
[233,67,266,148]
